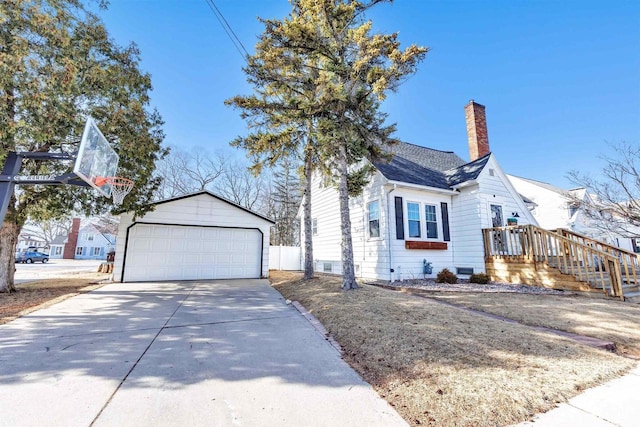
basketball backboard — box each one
[73,118,119,198]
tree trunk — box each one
[0,220,19,293]
[303,148,315,279]
[337,145,358,290]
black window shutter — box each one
[441,202,450,242]
[395,196,404,240]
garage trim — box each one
[120,221,264,282]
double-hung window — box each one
[407,202,421,238]
[312,218,318,236]
[425,205,438,238]
[368,201,380,238]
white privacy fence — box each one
[269,246,302,270]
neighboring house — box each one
[507,176,598,235]
[49,218,81,259]
[15,233,48,253]
[74,223,116,260]
[302,100,537,281]
[507,176,640,253]
[49,218,118,260]
[49,235,67,259]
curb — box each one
[291,301,343,355]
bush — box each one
[469,273,490,284]
[436,268,457,284]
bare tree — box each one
[155,147,274,213]
[568,141,640,237]
[155,147,228,199]
[24,217,72,246]
[91,215,119,235]
[213,158,270,211]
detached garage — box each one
[113,191,274,282]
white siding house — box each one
[302,101,537,282]
[304,151,536,281]
[113,191,274,282]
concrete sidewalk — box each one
[515,362,640,427]
[0,280,406,426]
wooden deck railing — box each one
[554,228,639,288]
[482,225,631,299]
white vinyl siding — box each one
[114,193,272,282]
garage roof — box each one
[151,190,275,224]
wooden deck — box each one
[482,225,640,301]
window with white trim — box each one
[425,204,438,238]
[92,247,101,256]
[368,200,380,238]
[407,202,421,238]
[76,247,83,255]
[312,218,318,236]
[54,246,62,255]
[86,234,94,241]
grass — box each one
[270,271,636,427]
[0,273,108,325]
[425,292,640,358]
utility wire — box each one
[203,0,249,62]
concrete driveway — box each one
[0,279,405,426]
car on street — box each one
[15,251,49,264]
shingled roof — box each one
[372,141,489,189]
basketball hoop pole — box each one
[0,151,91,224]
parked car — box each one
[15,251,49,264]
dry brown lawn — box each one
[425,291,640,358]
[0,273,109,325]
[270,271,636,427]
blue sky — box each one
[100,0,640,189]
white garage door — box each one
[124,224,262,282]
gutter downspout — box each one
[387,184,397,282]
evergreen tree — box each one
[0,0,166,291]
[228,0,426,289]
[271,156,302,246]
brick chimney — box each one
[465,100,490,161]
[63,218,81,259]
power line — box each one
[203,0,249,61]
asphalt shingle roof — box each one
[51,235,67,245]
[373,141,489,189]
[444,154,491,186]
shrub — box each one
[469,273,490,284]
[436,268,457,284]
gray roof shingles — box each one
[372,141,489,189]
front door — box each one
[490,204,505,253]
[490,204,503,227]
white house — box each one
[506,176,597,234]
[15,233,48,253]
[303,101,538,281]
[114,191,274,282]
[507,176,640,253]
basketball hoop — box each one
[95,176,134,206]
